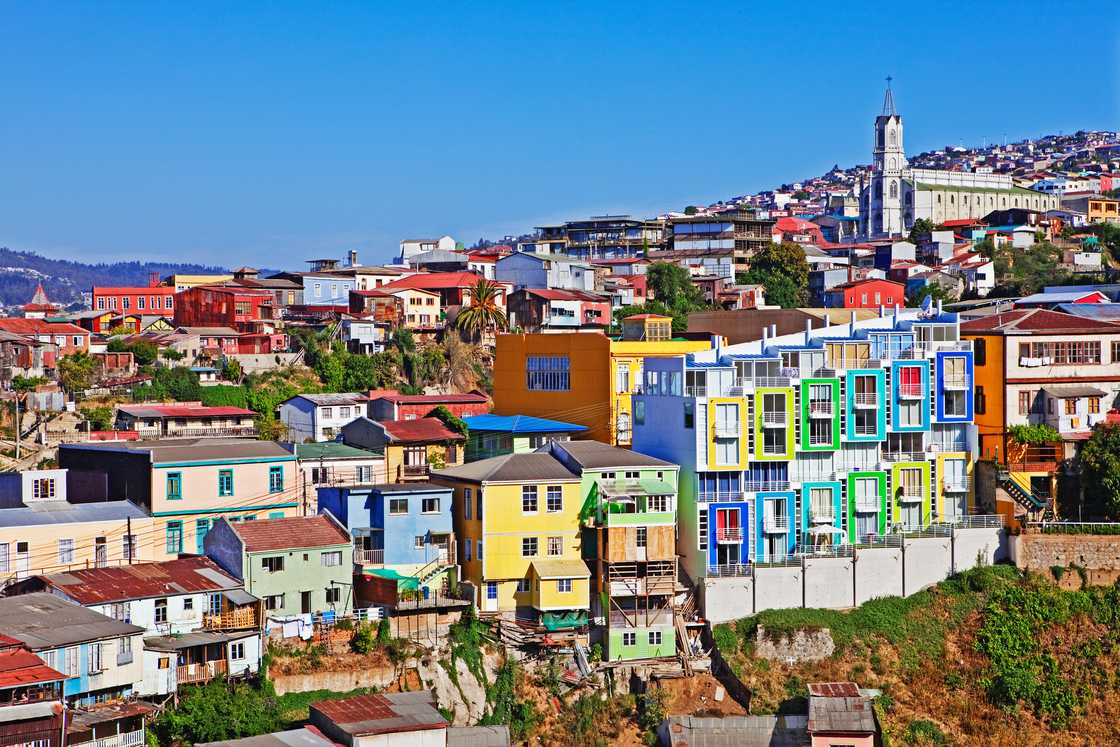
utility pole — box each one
[13,394,19,462]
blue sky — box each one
[1,1,1116,268]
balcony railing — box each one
[882,450,926,463]
[852,423,878,436]
[809,508,834,523]
[942,376,968,390]
[896,488,925,503]
[202,606,259,630]
[684,386,707,398]
[897,384,924,399]
[70,729,146,747]
[743,479,791,492]
[854,498,880,512]
[354,548,385,566]
[763,514,789,533]
[762,411,787,427]
[853,392,879,408]
[942,478,971,493]
[177,658,227,685]
[706,563,753,578]
[716,526,743,543]
[808,401,833,417]
[750,377,791,388]
[713,423,740,438]
[698,491,744,503]
[400,464,430,479]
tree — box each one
[107,338,158,366]
[160,348,185,363]
[58,351,98,393]
[907,282,954,308]
[738,241,810,308]
[79,406,114,431]
[441,335,478,391]
[456,279,509,339]
[646,261,705,309]
[222,358,243,383]
[683,205,699,215]
[908,218,937,244]
[1078,424,1120,519]
[427,405,468,437]
[153,679,280,745]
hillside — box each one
[713,565,1120,746]
[0,247,232,307]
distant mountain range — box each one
[0,247,232,308]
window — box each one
[464,488,472,519]
[123,535,136,561]
[615,366,630,394]
[526,356,570,391]
[1090,397,1101,414]
[974,338,986,366]
[325,587,341,604]
[196,519,210,553]
[635,400,645,425]
[1065,398,1077,415]
[137,296,145,309]
[477,490,483,519]
[546,486,563,512]
[244,514,256,521]
[517,579,530,593]
[389,498,408,515]
[421,497,440,514]
[809,417,832,445]
[1020,340,1101,365]
[155,598,168,624]
[975,386,986,415]
[166,296,173,309]
[166,522,183,554]
[339,406,350,419]
[477,540,483,560]
[1112,340,1120,363]
[265,594,284,611]
[231,642,245,660]
[414,535,425,549]
[649,630,663,646]
[547,536,563,556]
[522,485,538,513]
[88,642,103,674]
[32,478,55,500]
[166,472,182,500]
[65,647,79,677]
[648,495,669,512]
[269,466,284,493]
[321,551,342,567]
[0,543,7,574]
[321,407,333,419]
[684,401,694,429]
[557,579,572,593]
[1018,390,1033,415]
[262,556,285,573]
[218,470,234,497]
[522,537,538,557]
[464,539,473,561]
[623,632,636,646]
[636,527,647,548]
[54,538,75,564]
[698,509,708,551]
[209,593,222,616]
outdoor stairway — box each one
[997,469,1053,518]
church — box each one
[858,82,1058,239]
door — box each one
[94,537,108,568]
[856,513,878,541]
[300,591,312,615]
[15,542,29,580]
[483,582,499,612]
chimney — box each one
[893,304,900,326]
[149,271,161,288]
[879,304,886,318]
[348,250,358,267]
[770,324,777,339]
[805,318,813,344]
[850,310,857,334]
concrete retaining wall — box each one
[903,537,952,595]
[701,576,755,624]
[753,566,804,613]
[954,527,1005,571]
[855,547,903,605]
[804,557,855,609]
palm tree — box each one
[456,279,508,340]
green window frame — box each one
[166,521,183,554]
[243,514,257,521]
[195,519,210,554]
[166,472,182,501]
[268,466,284,494]
[218,469,234,497]
[268,511,285,519]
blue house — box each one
[302,272,355,306]
[317,482,456,587]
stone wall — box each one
[1013,532,1120,586]
[754,625,835,664]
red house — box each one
[174,285,276,334]
[366,390,490,422]
[0,319,90,355]
[823,278,906,309]
[92,282,176,317]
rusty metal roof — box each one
[33,557,241,605]
[230,514,351,553]
[311,691,447,737]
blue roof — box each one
[461,414,587,434]
[1053,303,1120,319]
[1017,290,1107,305]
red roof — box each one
[380,417,464,444]
[0,647,66,689]
[119,404,254,418]
[940,218,986,228]
[380,272,500,292]
[523,288,608,302]
[808,682,861,698]
[0,319,88,336]
[961,308,1120,333]
[828,278,906,291]
[370,391,488,406]
[312,693,447,736]
[31,557,241,605]
[92,287,175,294]
[231,514,351,552]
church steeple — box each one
[881,76,896,116]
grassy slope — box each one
[713,565,1120,746]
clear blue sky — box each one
[2,1,1116,268]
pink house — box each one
[807,682,877,747]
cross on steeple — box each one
[881,76,896,116]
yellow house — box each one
[166,274,234,292]
[432,452,590,621]
[383,287,442,330]
[493,315,714,445]
[339,417,465,482]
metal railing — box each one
[354,548,385,565]
[854,499,880,512]
[762,411,787,426]
[716,527,743,543]
[942,376,968,390]
[706,563,753,578]
[882,450,926,462]
[809,509,834,523]
[852,423,878,436]
[712,423,740,438]
[853,392,879,408]
[763,514,789,533]
[808,401,833,417]
[743,480,790,492]
[400,464,430,478]
[684,386,707,398]
[70,729,146,747]
[751,377,791,388]
[951,514,1004,529]
[942,478,971,493]
[896,488,925,503]
[897,384,924,399]
[698,491,744,503]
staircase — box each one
[415,544,457,590]
[997,469,1053,518]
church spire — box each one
[881,76,896,116]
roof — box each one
[460,414,587,434]
[0,500,149,529]
[1041,385,1107,399]
[61,438,296,465]
[432,452,577,484]
[229,514,350,553]
[144,630,256,652]
[521,288,609,303]
[827,278,906,291]
[196,729,335,747]
[286,392,368,406]
[807,686,877,734]
[380,272,497,292]
[623,313,672,321]
[293,442,383,460]
[1016,290,1108,305]
[31,557,241,605]
[446,725,512,747]
[312,691,447,737]
[370,391,488,406]
[552,440,674,470]
[0,319,88,336]
[117,404,255,419]
[0,647,66,689]
[531,559,590,579]
[380,418,464,444]
[0,593,144,650]
[961,308,1120,334]
[175,326,241,336]
[661,715,808,747]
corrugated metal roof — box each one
[294,442,384,460]
[0,593,144,650]
[230,515,351,553]
[380,418,463,444]
[0,500,149,529]
[311,691,447,736]
[461,414,586,434]
[35,557,241,605]
[551,441,674,470]
[62,438,295,464]
[432,453,577,484]
[0,648,66,688]
[531,559,590,579]
[196,728,334,747]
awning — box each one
[222,589,258,606]
[144,631,232,652]
[598,478,675,497]
[531,559,591,580]
[541,610,588,631]
[1042,385,1107,399]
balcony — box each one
[743,480,791,492]
[399,464,430,480]
[896,487,925,503]
[763,514,789,533]
[762,411,787,427]
[70,729,146,747]
[177,658,227,685]
[698,491,744,503]
[942,478,971,493]
[354,548,385,566]
[809,507,834,523]
[897,384,924,400]
[706,563,753,578]
[882,450,925,463]
[713,422,740,438]
[942,376,968,391]
[852,423,878,436]
[854,498,880,512]
[853,392,879,408]
[716,526,744,543]
[808,401,833,418]
[684,386,707,398]
[201,605,259,631]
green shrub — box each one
[351,622,376,654]
[905,719,951,745]
[712,623,738,654]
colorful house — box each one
[492,316,714,446]
[822,278,906,309]
[632,306,975,587]
[431,453,590,628]
[462,414,587,461]
[342,417,465,483]
[91,285,176,317]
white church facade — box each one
[858,83,1058,239]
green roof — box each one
[294,442,383,459]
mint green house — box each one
[547,440,681,662]
[205,514,354,619]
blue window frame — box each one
[218,469,234,497]
[166,521,183,554]
[268,511,285,519]
[167,472,182,500]
[268,466,284,494]
[195,519,210,553]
